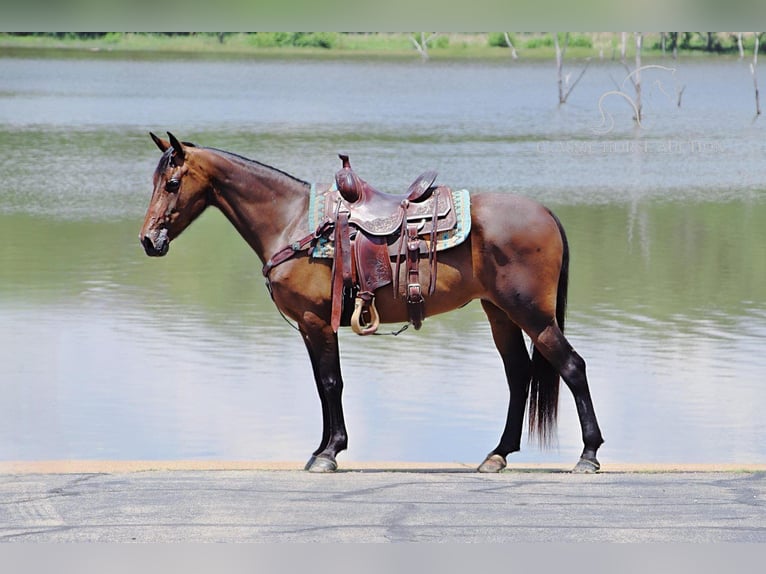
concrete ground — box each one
[1,462,764,542]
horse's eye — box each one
[166,178,181,193]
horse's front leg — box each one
[299,316,348,473]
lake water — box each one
[1,53,764,466]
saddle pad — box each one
[308,183,472,260]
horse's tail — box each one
[528,208,569,446]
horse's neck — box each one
[205,153,309,264]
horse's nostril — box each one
[142,231,169,256]
[141,234,161,256]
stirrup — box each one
[351,292,380,336]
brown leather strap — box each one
[330,211,351,332]
[392,200,409,296]
[428,187,440,295]
[406,223,425,330]
[262,220,333,278]
[339,212,353,287]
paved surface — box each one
[1,464,765,542]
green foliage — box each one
[293,32,339,49]
[4,32,764,59]
[525,33,591,49]
[245,33,285,47]
[679,32,695,49]
[487,33,505,47]
[525,34,553,49]
[567,34,592,48]
[246,32,338,49]
[651,32,765,55]
[102,32,122,44]
[487,32,517,48]
[433,35,449,49]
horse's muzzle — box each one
[141,229,169,257]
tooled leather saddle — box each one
[262,154,461,336]
[327,154,456,335]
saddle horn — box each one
[335,154,363,203]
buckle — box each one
[407,283,423,303]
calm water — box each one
[1,54,764,465]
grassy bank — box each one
[1,32,761,62]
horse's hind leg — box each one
[477,301,532,473]
[299,317,348,473]
[532,323,604,473]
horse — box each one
[139,132,604,473]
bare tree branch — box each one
[410,32,439,61]
[554,33,589,104]
[592,64,678,133]
[564,59,592,102]
[503,32,518,59]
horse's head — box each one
[140,132,210,257]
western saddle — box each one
[327,154,456,335]
[262,154,458,336]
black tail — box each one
[528,209,569,446]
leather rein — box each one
[261,220,332,280]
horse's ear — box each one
[167,132,185,163]
[150,132,170,152]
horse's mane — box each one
[203,146,311,187]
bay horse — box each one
[139,132,604,473]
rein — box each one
[261,221,331,279]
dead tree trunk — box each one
[410,32,438,62]
[738,32,745,59]
[503,32,519,59]
[555,33,566,103]
[752,33,762,117]
[621,32,628,62]
[635,33,643,122]
[554,32,591,105]
[670,32,678,59]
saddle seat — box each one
[336,153,437,205]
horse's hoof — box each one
[572,457,600,474]
[477,453,507,473]
[306,455,338,473]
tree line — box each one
[6,32,766,54]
